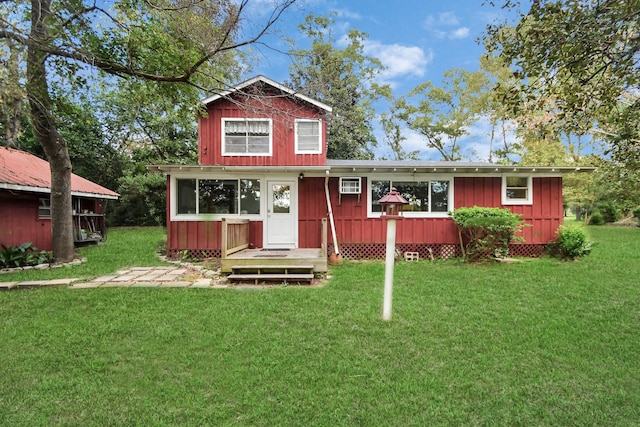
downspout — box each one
[325,174,343,264]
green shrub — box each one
[595,201,620,223]
[588,211,605,225]
[633,206,640,224]
[451,206,527,262]
[550,224,592,259]
[0,242,53,269]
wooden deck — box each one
[221,248,327,274]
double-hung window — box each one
[502,176,532,205]
[222,118,272,155]
[38,198,51,219]
[369,179,451,217]
[175,178,261,216]
[295,119,322,154]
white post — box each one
[382,217,397,321]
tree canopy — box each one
[0,0,297,262]
[484,0,640,170]
[287,13,387,160]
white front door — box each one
[266,181,297,248]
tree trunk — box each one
[26,0,75,262]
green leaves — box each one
[452,206,527,262]
[484,0,640,168]
[398,68,491,161]
[288,12,386,160]
[549,224,592,259]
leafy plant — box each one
[0,242,52,269]
[588,211,605,225]
[595,201,620,223]
[549,224,592,259]
[451,206,527,262]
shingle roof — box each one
[0,147,119,199]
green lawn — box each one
[0,227,170,282]
[1,226,639,426]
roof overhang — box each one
[326,164,597,175]
[0,183,119,200]
[148,165,332,177]
[149,163,596,177]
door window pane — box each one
[271,184,290,214]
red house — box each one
[150,76,591,275]
[0,147,119,251]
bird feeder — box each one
[378,187,408,218]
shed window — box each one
[222,118,272,156]
[38,198,51,219]
[370,179,451,216]
[295,119,322,154]
[502,176,532,205]
[176,178,261,216]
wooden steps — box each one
[227,264,315,285]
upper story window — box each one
[222,118,272,156]
[295,119,322,154]
[502,176,533,205]
[38,198,51,219]
[369,179,451,217]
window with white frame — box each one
[38,198,51,219]
[176,178,261,216]
[369,179,451,216]
[295,119,322,154]
[222,118,272,155]
[502,176,532,205]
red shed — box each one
[0,147,119,251]
[150,76,593,267]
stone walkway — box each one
[0,266,230,291]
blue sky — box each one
[242,0,519,160]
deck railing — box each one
[221,218,250,258]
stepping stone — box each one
[17,280,49,288]
[0,282,18,290]
[93,275,118,282]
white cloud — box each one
[333,8,363,20]
[424,12,471,40]
[364,41,432,83]
[449,27,470,40]
[437,12,460,26]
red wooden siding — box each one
[453,176,562,244]
[199,97,328,167]
[296,176,563,249]
[164,175,563,257]
[0,192,52,251]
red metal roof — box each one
[0,147,119,199]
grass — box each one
[1,225,639,425]
[0,227,170,282]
